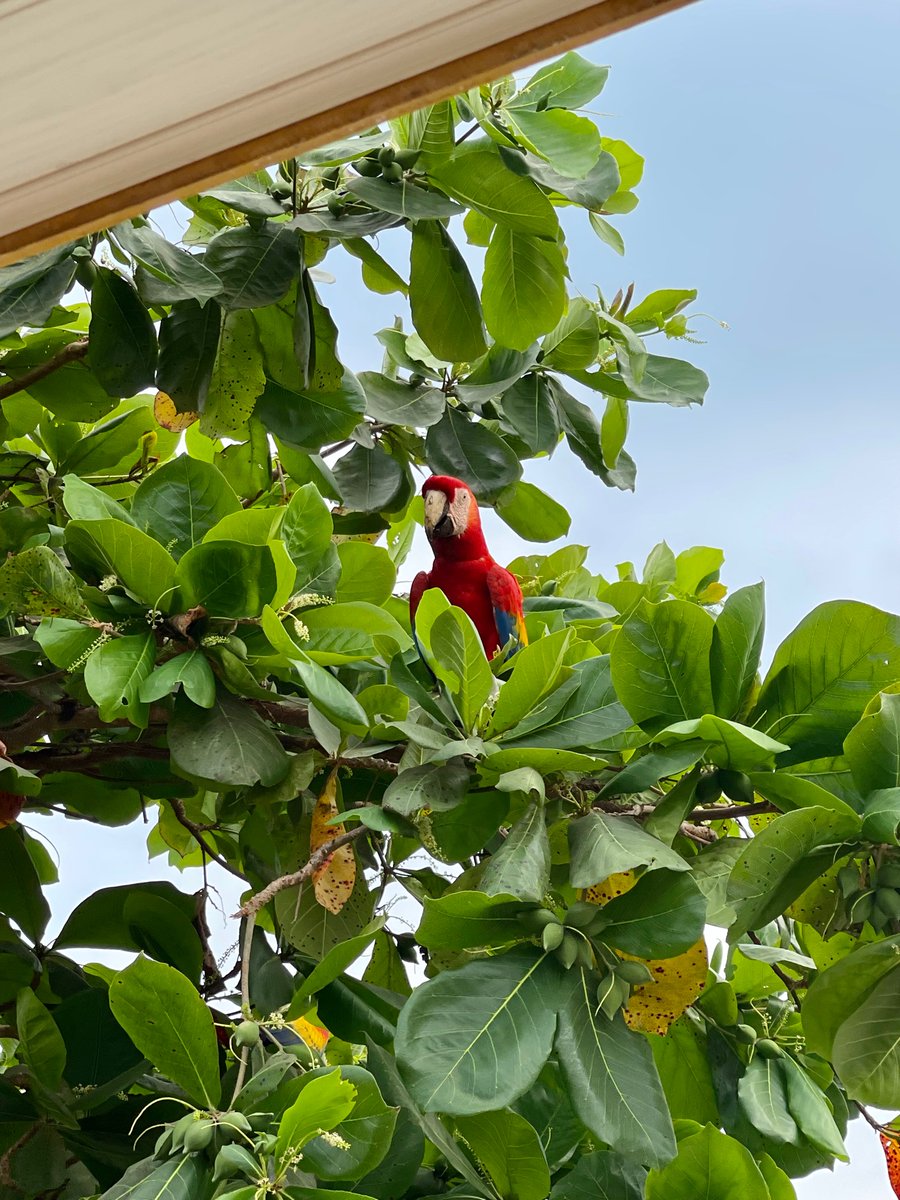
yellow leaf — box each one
[311,768,356,914]
[583,869,707,1035]
[291,1015,330,1051]
[153,391,198,432]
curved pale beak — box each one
[424,489,454,539]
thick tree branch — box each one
[688,800,777,822]
[0,339,88,402]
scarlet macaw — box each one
[410,475,528,659]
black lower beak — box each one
[432,512,454,538]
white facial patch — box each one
[424,489,447,528]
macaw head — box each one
[421,475,484,551]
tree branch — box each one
[689,801,777,822]
[237,825,369,918]
[746,930,803,1010]
[168,799,248,884]
[0,339,88,402]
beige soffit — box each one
[0,0,695,267]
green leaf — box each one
[489,629,573,735]
[568,812,688,888]
[780,1055,847,1159]
[674,545,724,596]
[139,651,216,709]
[383,762,470,816]
[359,372,445,428]
[481,799,551,903]
[62,475,136,524]
[430,150,558,237]
[113,223,224,304]
[256,373,366,451]
[276,1069,357,1158]
[0,545,88,619]
[0,244,78,338]
[301,600,410,665]
[597,869,706,959]
[55,881,197,951]
[845,691,900,795]
[108,955,221,1107]
[395,947,561,1114]
[650,1017,718,1125]
[335,541,397,605]
[288,921,384,1012]
[520,53,610,110]
[611,599,715,726]
[549,1151,645,1200]
[589,213,625,256]
[645,1124,770,1200]
[656,715,788,771]
[168,690,289,787]
[101,1156,208,1200]
[454,1108,550,1200]
[803,935,900,1059]
[363,931,412,997]
[333,444,407,513]
[555,969,674,1166]
[727,806,861,935]
[506,108,602,177]
[84,634,156,728]
[542,300,601,372]
[59,406,158,478]
[482,227,566,350]
[344,239,409,297]
[498,374,561,455]
[425,408,521,501]
[65,519,177,608]
[495,481,570,543]
[203,222,299,309]
[830,968,900,1105]
[123,892,204,982]
[345,176,462,220]
[296,1066,398,1180]
[751,600,900,764]
[430,606,494,730]
[416,891,524,951]
[16,988,65,1090]
[276,876,375,959]
[503,654,631,751]
[625,289,697,330]
[201,174,286,217]
[201,309,267,438]
[155,300,222,414]
[737,1057,797,1144]
[88,269,158,397]
[131,457,240,559]
[551,379,636,490]
[710,583,765,719]
[176,540,282,617]
[860,786,900,843]
[625,354,708,407]
[0,830,49,940]
[409,222,486,363]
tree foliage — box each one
[0,52,896,1200]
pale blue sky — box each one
[31,1,900,1193]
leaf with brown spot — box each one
[154,390,198,432]
[882,1132,900,1198]
[291,1015,331,1051]
[311,768,356,914]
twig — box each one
[237,826,368,918]
[855,1100,887,1132]
[168,799,248,884]
[455,123,480,146]
[0,339,88,402]
[232,915,257,1099]
[747,930,803,1010]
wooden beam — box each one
[0,0,694,268]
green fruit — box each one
[153,1129,175,1159]
[234,1020,260,1048]
[381,162,403,182]
[876,887,900,918]
[258,1133,278,1156]
[718,769,755,805]
[353,157,382,177]
[394,149,421,169]
[271,184,292,200]
[170,1112,200,1151]
[213,1144,259,1181]
[284,1040,317,1067]
[223,635,248,660]
[321,167,340,187]
[74,259,98,289]
[555,932,580,969]
[615,960,654,985]
[849,889,875,924]
[755,1039,783,1059]
[183,1118,215,1152]
[564,902,599,930]
[326,194,345,217]
[695,771,722,805]
[540,579,558,596]
[219,1111,253,1137]
[877,863,900,889]
[542,922,565,952]
[735,1023,759,1044]
[378,146,396,167]
[575,939,595,970]
[519,908,559,933]
[247,1113,270,1131]
[408,373,426,387]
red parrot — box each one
[410,475,528,659]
